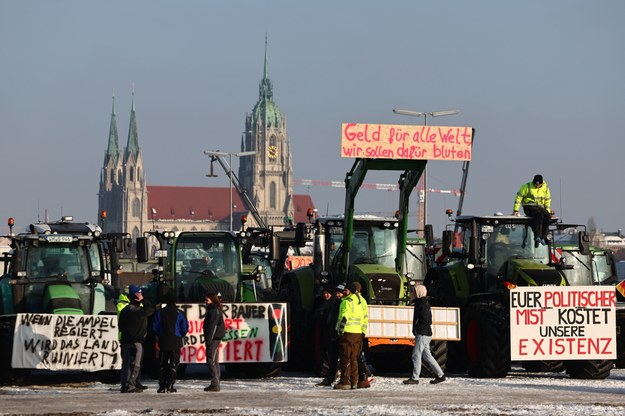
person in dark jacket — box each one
[151,291,189,393]
[403,284,446,385]
[119,285,155,393]
[203,292,226,392]
[313,286,333,374]
[315,283,345,387]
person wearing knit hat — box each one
[512,174,553,247]
[403,284,446,385]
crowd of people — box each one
[116,285,224,394]
[314,281,446,389]
[115,280,446,393]
[111,172,558,393]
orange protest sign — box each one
[341,123,473,161]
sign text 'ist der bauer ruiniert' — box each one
[341,123,473,161]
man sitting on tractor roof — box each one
[512,174,553,248]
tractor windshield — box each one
[22,243,96,283]
[483,223,550,278]
[326,220,398,270]
[171,232,240,302]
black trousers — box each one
[522,205,550,239]
[158,349,181,389]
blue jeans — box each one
[411,334,443,380]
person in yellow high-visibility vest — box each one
[513,174,553,248]
[334,281,366,390]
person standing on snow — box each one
[403,284,446,385]
[334,281,367,390]
[203,292,226,392]
[151,291,189,393]
[512,174,553,247]
[119,285,154,393]
[315,283,346,387]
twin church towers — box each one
[98,40,304,240]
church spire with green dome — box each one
[252,34,282,127]
[125,89,140,162]
[106,93,120,164]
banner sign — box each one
[341,123,473,161]
[178,302,287,364]
[13,314,120,371]
[510,286,616,360]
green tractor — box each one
[425,214,613,379]
[0,216,128,385]
[280,158,447,373]
[136,227,306,377]
[552,230,625,369]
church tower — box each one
[121,91,148,239]
[98,91,148,239]
[239,38,294,226]
[98,95,124,234]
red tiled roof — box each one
[147,186,315,224]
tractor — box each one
[280,158,450,374]
[425,214,613,379]
[0,216,128,385]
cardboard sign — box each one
[12,314,121,371]
[510,286,616,360]
[341,123,473,161]
[178,302,288,364]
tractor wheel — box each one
[522,360,564,373]
[463,300,510,378]
[445,338,467,373]
[420,340,447,378]
[278,279,312,371]
[565,360,612,380]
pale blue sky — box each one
[1,1,623,235]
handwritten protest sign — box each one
[13,314,120,370]
[286,255,313,270]
[341,123,473,161]
[177,302,287,364]
[510,286,616,360]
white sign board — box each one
[13,314,121,371]
[177,302,287,364]
[510,286,616,360]
[367,305,460,341]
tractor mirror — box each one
[136,237,149,262]
[578,231,590,256]
[442,230,453,255]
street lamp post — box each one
[204,150,256,231]
[392,108,459,232]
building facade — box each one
[98,44,312,242]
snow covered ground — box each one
[1,366,625,415]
